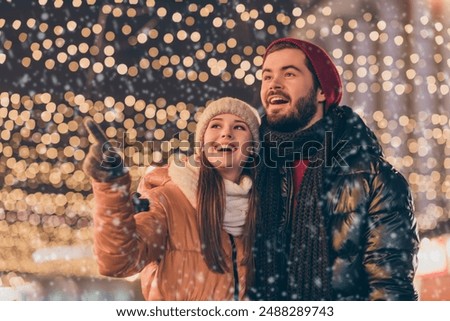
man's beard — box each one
[266,89,317,132]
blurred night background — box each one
[0,0,449,300]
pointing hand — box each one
[82,117,127,182]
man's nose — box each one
[269,75,283,90]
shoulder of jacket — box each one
[137,166,172,197]
[372,159,410,189]
[329,148,380,176]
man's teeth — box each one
[269,96,288,104]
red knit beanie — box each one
[264,37,343,110]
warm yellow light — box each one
[416,237,449,277]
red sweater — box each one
[293,159,310,200]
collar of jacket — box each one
[167,155,252,209]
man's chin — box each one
[266,99,317,132]
[267,115,303,132]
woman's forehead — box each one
[210,113,246,123]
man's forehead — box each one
[262,48,307,69]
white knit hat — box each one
[195,97,261,154]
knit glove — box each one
[82,117,127,182]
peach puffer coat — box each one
[91,166,249,300]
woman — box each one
[83,97,260,300]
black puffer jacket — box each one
[253,106,419,300]
[321,106,419,300]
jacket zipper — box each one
[284,166,294,254]
[285,166,294,227]
[228,234,239,301]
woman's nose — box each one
[221,128,233,138]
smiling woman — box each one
[84,97,261,301]
[198,98,260,183]
[202,114,253,182]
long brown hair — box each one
[197,151,258,277]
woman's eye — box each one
[235,125,246,130]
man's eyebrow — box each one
[262,65,302,73]
[282,65,302,72]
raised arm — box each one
[90,176,167,277]
[83,118,167,277]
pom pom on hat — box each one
[264,37,343,110]
[195,97,261,154]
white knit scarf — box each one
[168,155,252,236]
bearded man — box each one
[251,38,419,301]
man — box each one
[251,37,419,300]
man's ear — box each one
[316,88,326,103]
